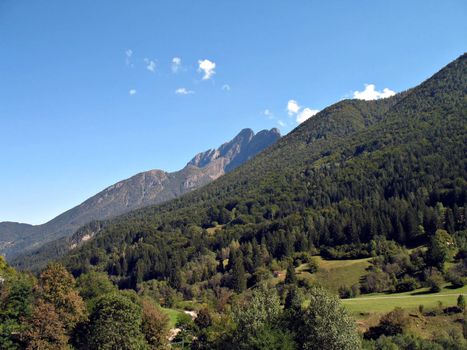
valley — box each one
[0,27,465,349]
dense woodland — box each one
[1,55,466,349]
[61,55,466,292]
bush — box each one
[449,275,465,288]
[361,271,391,293]
[338,286,352,299]
[176,312,194,330]
[292,252,318,272]
[395,276,418,293]
[443,306,462,315]
[338,284,360,299]
[424,268,444,293]
[428,278,442,293]
[320,243,371,260]
[364,308,410,340]
[457,294,465,311]
[446,270,465,288]
[367,333,447,350]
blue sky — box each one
[0,1,466,224]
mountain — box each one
[57,54,466,289]
[0,222,34,252]
[1,128,280,261]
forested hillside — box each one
[2,54,466,350]
[60,54,466,293]
[9,128,280,269]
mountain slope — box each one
[1,128,280,260]
[58,54,466,289]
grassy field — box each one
[342,284,467,314]
[287,255,465,317]
[271,256,372,293]
[298,256,371,293]
[161,307,185,328]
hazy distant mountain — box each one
[0,128,280,260]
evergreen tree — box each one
[231,254,247,293]
[445,208,456,234]
[285,262,297,285]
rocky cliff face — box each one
[1,128,280,260]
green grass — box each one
[271,256,372,293]
[298,256,371,293]
[273,255,465,317]
[161,307,185,328]
[342,284,467,314]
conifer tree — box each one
[285,262,297,285]
[231,254,247,293]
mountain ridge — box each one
[1,127,280,260]
[56,54,466,289]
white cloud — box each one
[125,49,134,67]
[277,120,286,127]
[296,108,319,124]
[171,57,182,73]
[262,108,276,119]
[175,87,194,95]
[129,89,136,95]
[263,109,274,119]
[222,84,231,91]
[144,58,156,72]
[353,84,396,100]
[198,59,216,80]
[287,99,320,124]
[287,100,300,115]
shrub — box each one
[395,276,418,293]
[446,270,465,288]
[361,271,391,293]
[365,308,410,340]
[457,294,465,311]
[320,243,371,260]
[338,286,352,299]
[428,278,442,293]
[292,252,318,272]
[338,284,360,299]
[424,268,444,293]
[443,306,462,315]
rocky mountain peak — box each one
[2,127,281,262]
[187,128,280,171]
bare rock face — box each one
[1,128,280,259]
